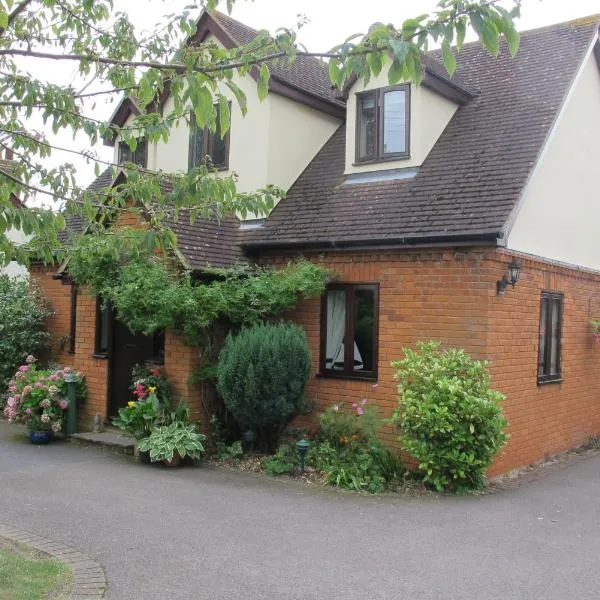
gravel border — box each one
[0,523,107,599]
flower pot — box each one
[133,442,152,464]
[29,430,51,445]
[163,452,181,468]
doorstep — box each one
[69,429,135,455]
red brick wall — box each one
[263,247,600,474]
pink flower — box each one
[357,407,364,415]
[55,370,64,378]
[22,385,32,396]
[48,386,59,396]
[8,380,15,387]
[24,408,32,415]
[63,367,72,374]
[6,397,15,408]
[14,394,20,402]
[58,399,69,410]
[34,382,44,389]
[372,383,379,390]
[19,365,29,373]
[40,399,51,408]
[15,371,24,380]
[352,402,358,409]
[40,414,50,423]
[48,374,57,382]
[26,355,35,364]
[361,399,368,405]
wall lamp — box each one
[497,259,521,296]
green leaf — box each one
[481,21,500,56]
[441,40,456,76]
[0,11,8,30]
[218,94,230,137]
[456,19,466,52]
[329,58,342,87]
[193,86,214,128]
[366,52,383,77]
[257,63,270,101]
[388,39,409,66]
[504,25,520,57]
[225,81,247,117]
[388,60,403,86]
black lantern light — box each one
[242,429,256,451]
[497,259,521,296]
[295,439,311,473]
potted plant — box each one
[2,356,83,444]
[591,320,600,347]
[137,422,206,467]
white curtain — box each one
[325,290,364,371]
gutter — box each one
[242,230,503,253]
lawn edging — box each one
[0,522,107,599]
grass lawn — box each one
[0,538,72,600]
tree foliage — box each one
[0,0,521,264]
[392,341,508,492]
[217,322,311,451]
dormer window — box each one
[189,107,230,171]
[356,85,410,163]
[118,139,147,168]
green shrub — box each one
[0,276,50,391]
[392,341,508,493]
[217,322,311,452]
[308,402,403,494]
[264,443,298,475]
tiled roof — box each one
[212,11,345,108]
[59,167,243,269]
[244,17,600,248]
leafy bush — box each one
[130,363,170,403]
[112,393,162,440]
[392,341,508,492]
[264,443,299,475]
[137,422,206,463]
[217,322,311,452]
[0,275,51,391]
[308,401,403,494]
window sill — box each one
[353,154,410,167]
[537,376,563,386]
[317,372,378,383]
[92,353,109,360]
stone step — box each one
[69,430,135,454]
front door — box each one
[108,319,157,416]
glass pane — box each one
[211,116,227,167]
[99,304,110,352]
[358,93,376,160]
[325,290,346,371]
[189,117,205,169]
[354,288,375,372]
[538,298,547,377]
[550,299,560,375]
[383,89,406,155]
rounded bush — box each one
[392,341,508,492]
[217,322,311,451]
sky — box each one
[22,0,600,200]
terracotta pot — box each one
[163,452,181,468]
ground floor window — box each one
[320,283,379,378]
[95,298,112,357]
[538,291,563,384]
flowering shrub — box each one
[3,356,85,433]
[112,393,162,440]
[306,391,403,494]
[130,363,170,403]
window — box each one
[188,107,230,171]
[538,291,563,383]
[356,85,410,163]
[94,298,112,357]
[118,139,147,167]
[320,284,379,378]
[68,284,77,354]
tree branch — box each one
[0,0,36,36]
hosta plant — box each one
[137,422,206,463]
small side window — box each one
[94,298,112,357]
[538,291,563,384]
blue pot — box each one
[29,430,52,445]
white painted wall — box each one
[506,47,600,271]
[345,62,459,175]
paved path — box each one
[1,421,600,600]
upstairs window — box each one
[118,139,147,167]
[538,291,563,384]
[356,85,410,163]
[189,107,230,171]
[320,284,379,379]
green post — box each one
[296,439,311,473]
[64,373,78,435]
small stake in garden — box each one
[296,439,311,474]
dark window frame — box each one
[319,283,379,380]
[537,291,564,385]
[94,297,112,358]
[355,84,411,164]
[68,284,77,354]
[118,138,148,168]
[188,106,231,172]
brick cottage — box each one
[30,11,600,475]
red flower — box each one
[133,383,147,399]
[150,368,161,377]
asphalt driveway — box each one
[1,421,599,600]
